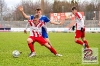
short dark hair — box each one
[35,8,41,11]
[34,15,39,19]
[72,7,77,10]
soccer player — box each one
[67,7,90,49]
[27,15,62,57]
[18,6,64,55]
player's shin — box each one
[83,40,90,48]
[28,43,35,52]
[44,43,57,55]
[48,46,57,55]
[48,46,62,57]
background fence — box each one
[0,20,99,28]
[0,11,100,31]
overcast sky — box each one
[5,0,21,8]
[5,0,92,8]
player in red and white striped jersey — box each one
[68,7,90,49]
[28,19,44,37]
[72,7,90,49]
[27,15,62,57]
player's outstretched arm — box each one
[59,19,65,25]
[50,20,65,25]
[50,21,60,25]
[18,6,30,19]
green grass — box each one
[0,32,99,66]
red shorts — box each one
[75,30,85,38]
[29,36,47,45]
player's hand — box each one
[18,6,24,12]
[24,30,27,34]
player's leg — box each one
[36,36,57,55]
[27,36,36,57]
[81,37,89,49]
[81,31,90,49]
[42,33,52,46]
[45,38,52,46]
[44,43,62,56]
[44,43,57,55]
[75,38,83,45]
[75,30,84,45]
[36,36,62,56]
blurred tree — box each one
[0,0,7,20]
[85,2,95,11]
[43,0,53,14]
[53,1,71,13]
[3,0,100,21]
[70,0,79,11]
[11,0,41,21]
[9,0,52,20]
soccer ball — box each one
[12,50,20,57]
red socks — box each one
[48,46,57,55]
[28,43,57,55]
[28,43,35,52]
[75,40,83,45]
[75,40,90,48]
[84,40,89,48]
[28,42,57,55]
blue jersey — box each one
[30,15,50,38]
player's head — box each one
[35,8,42,16]
[33,15,39,23]
[72,7,77,14]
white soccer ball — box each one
[12,50,20,57]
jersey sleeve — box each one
[75,12,81,20]
[43,16,50,23]
[30,15,34,20]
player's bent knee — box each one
[75,39,77,42]
[44,43,51,48]
[75,38,78,42]
[81,37,85,42]
[75,40,77,43]
[27,38,33,43]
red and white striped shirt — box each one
[28,20,44,37]
[75,12,84,30]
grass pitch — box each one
[0,32,99,66]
